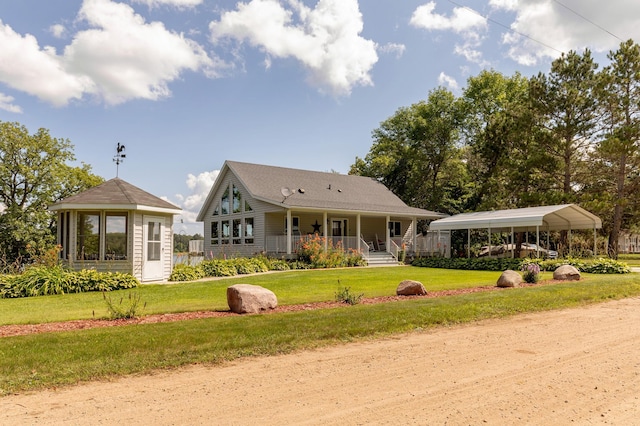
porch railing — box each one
[266,235,368,255]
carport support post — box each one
[594,226,597,255]
[569,228,572,256]
[536,226,540,257]
[488,227,492,259]
[511,227,514,258]
[467,229,471,258]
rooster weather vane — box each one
[113,142,126,177]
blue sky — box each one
[0,0,638,234]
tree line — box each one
[350,39,640,257]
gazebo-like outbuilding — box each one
[49,178,182,283]
[428,204,603,258]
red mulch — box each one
[0,281,560,338]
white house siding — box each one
[132,212,144,281]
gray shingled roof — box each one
[50,178,181,212]
[217,161,444,218]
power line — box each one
[446,0,564,54]
[551,0,623,42]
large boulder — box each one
[396,280,427,296]
[553,264,581,281]
[227,284,278,314]
[497,270,523,288]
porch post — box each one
[386,215,390,252]
[323,211,328,252]
[356,214,361,252]
[412,217,417,255]
[286,209,292,255]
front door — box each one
[143,216,164,281]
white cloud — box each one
[410,2,487,35]
[0,20,90,106]
[132,0,202,8]
[490,0,640,66]
[64,0,218,105]
[378,42,406,58]
[49,24,67,39]
[209,0,378,97]
[410,2,488,65]
[437,72,459,91]
[0,0,219,107]
[0,93,23,113]
[169,170,219,233]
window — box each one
[221,220,230,244]
[389,221,402,237]
[213,203,220,216]
[284,216,299,233]
[245,201,252,212]
[211,221,219,245]
[221,187,229,215]
[147,220,162,261]
[233,219,242,244]
[233,185,242,213]
[105,213,127,260]
[77,212,100,260]
[245,218,254,244]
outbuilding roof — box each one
[49,178,181,214]
[428,204,602,232]
[197,161,445,220]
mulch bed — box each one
[0,281,559,338]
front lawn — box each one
[1,267,640,394]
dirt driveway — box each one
[2,297,640,425]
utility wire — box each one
[551,0,623,42]
[446,0,563,54]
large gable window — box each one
[221,187,230,215]
[233,185,242,213]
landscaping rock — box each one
[396,280,427,296]
[227,284,278,314]
[553,264,581,281]
[497,270,523,288]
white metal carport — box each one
[428,204,603,258]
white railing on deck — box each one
[266,235,363,254]
[389,240,399,259]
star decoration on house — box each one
[312,220,322,233]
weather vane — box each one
[113,142,126,177]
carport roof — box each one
[428,204,602,232]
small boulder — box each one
[553,264,581,281]
[227,284,278,314]
[497,270,523,288]
[396,280,427,296]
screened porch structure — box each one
[428,204,603,258]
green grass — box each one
[618,254,640,266]
[1,267,639,395]
[0,266,501,325]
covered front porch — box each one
[263,210,426,261]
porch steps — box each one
[366,251,399,266]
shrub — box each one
[103,291,146,319]
[169,264,205,282]
[200,259,237,277]
[521,263,540,283]
[296,234,365,269]
[335,286,364,305]
[412,257,523,271]
[0,267,139,298]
